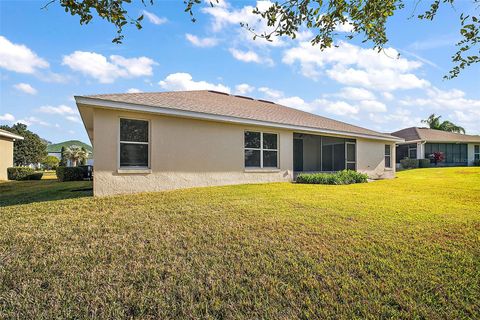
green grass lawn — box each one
[1,168,479,319]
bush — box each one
[418,159,431,168]
[296,170,368,185]
[474,159,480,166]
[400,158,418,170]
[56,166,85,182]
[7,167,43,180]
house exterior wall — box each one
[0,137,14,180]
[356,139,395,179]
[92,108,293,196]
[91,108,395,196]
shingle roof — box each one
[78,90,399,141]
[392,127,480,143]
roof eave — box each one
[0,131,24,140]
[75,96,404,143]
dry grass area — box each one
[0,167,479,319]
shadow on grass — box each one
[0,179,93,207]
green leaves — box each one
[46,0,479,77]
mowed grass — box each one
[0,168,479,319]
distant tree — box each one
[45,0,479,78]
[80,147,89,165]
[59,146,68,167]
[0,123,47,166]
[421,114,466,134]
[431,151,445,166]
[41,155,60,170]
[63,145,89,167]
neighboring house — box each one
[75,90,403,196]
[0,129,23,180]
[46,140,94,166]
[392,127,480,167]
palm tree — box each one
[421,114,465,134]
[63,145,89,167]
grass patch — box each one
[0,167,479,318]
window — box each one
[346,142,356,170]
[385,144,391,168]
[408,144,417,159]
[244,131,278,168]
[119,118,149,168]
[475,145,480,160]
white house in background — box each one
[392,127,480,166]
[75,90,404,196]
[0,129,23,180]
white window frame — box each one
[408,144,417,159]
[118,117,151,169]
[244,131,279,169]
[475,145,480,160]
[385,144,392,168]
[345,141,357,170]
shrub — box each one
[56,166,85,182]
[7,167,44,180]
[296,170,368,185]
[418,159,431,168]
[474,159,480,166]
[400,158,418,169]
[7,167,34,180]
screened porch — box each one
[293,133,356,175]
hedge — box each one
[7,167,43,181]
[56,166,86,182]
[474,159,480,166]
[400,158,418,169]
[296,170,368,185]
[418,159,431,168]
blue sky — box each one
[1,0,479,145]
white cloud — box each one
[277,96,314,112]
[229,48,273,66]
[234,83,255,95]
[62,51,157,83]
[22,116,50,127]
[282,41,428,91]
[0,36,49,74]
[314,99,359,116]
[13,83,37,95]
[38,105,76,115]
[66,115,82,124]
[337,87,375,100]
[0,113,15,121]
[358,100,387,113]
[383,92,395,101]
[202,0,285,47]
[158,73,231,93]
[185,34,218,47]
[142,10,167,25]
[258,86,284,99]
[399,87,480,134]
[326,65,429,91]
[126,88,143,93]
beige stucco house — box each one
[392,127,480,167]
[0,129,24,180]
[75,90,403,196]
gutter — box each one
[75,96,404,143]
[0,131,24,140]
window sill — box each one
[245,168,281,173]
[117,168,152,174]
